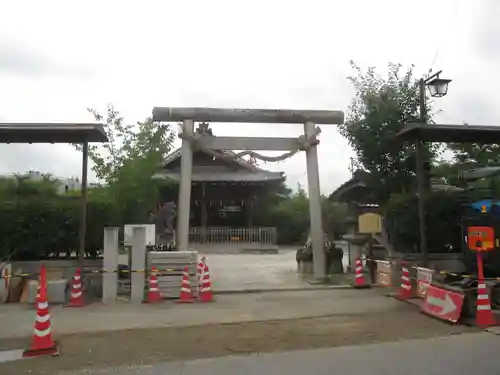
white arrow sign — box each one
[427,293,457,315]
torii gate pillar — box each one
[153,107,344,279]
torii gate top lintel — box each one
[152,107,344,125]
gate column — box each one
[177,119,194,251]
[304,121,325,279]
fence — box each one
[188,227,277,245]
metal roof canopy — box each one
[0,123,108,143]
[0,122,108,269]
[396,123,500,143]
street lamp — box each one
[416,70,451,267]
[425,71,452,98]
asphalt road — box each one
[60,332,500,375]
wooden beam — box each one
[152,107,344,125]
[194,136,300,151]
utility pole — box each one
[416,70,452,267]
[417,78,428,267]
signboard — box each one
[375,261,392,287]
[416,267,434,299]
[467,226,495,252]
[421,284,464,323]
[124,224,156,246]
[358,213,382,234]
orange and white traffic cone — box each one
[145,267,162,303]
[67,268,84,307]
[23,263,59,357]
[353,256,369,288]
[398,263,412,300]
[198,262,214,302]
[476,281,496,327]
[177,267,194,303]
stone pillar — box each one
[131,226,146,304]
[304,121,325,279]
[102,227,118,304]
[177,119,194,251]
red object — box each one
[467,226,495,252]
[23,263,59,357]
[198,263,214,303]
[145,267,162,303]
[67,268,85,307]
[197,257,205,294]
[398,264,413,300]
[421,284,464,323]
[177,267,194,303]
[353,256,369,288]
[475,252,497,327]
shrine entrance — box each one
[152,107,344,278]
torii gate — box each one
[152,107,344,279]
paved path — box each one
[60,332,500,375]
[0,288,395,339]
[199,249,350,292]
[200,250,309,292]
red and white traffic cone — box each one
[145,267,162,303]
[177,267,194,303]
[67,268,85,307]
[398,263,412,300]
[476,282,496,327]
[198,262,214,303]
[23,263,59,357]
[197,257,205,297]
[353,256,369,288]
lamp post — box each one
[417,70,452,267]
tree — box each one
[0,173,59,199]
[74,104,176,223]
[338,61,440,205]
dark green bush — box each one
[0,198,115,261]
[384,190,463,253]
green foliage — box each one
[338,61,440,204]
[0,198,113,261]
[272,185,310,244]
[384,191,462,253]
[0,173,60,198]
[75,105,177,224]
[448,140,500,167]
[322,199,349,239]
[256,183,348,245]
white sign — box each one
[124,224,156,246]
[416,267,434,298]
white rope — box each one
[180,125,322,164]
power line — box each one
[428,0,461,74]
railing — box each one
[188,227,277,245]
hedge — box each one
[0,198,115,261]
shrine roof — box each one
[162,147,262,172]
[395,123,500,143]
[159,147,285,183]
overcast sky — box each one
[0,0,497,194]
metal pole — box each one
[417,78,428,267]
[177,119,194,251]
[304,121,326,279]
[78,140,89,269]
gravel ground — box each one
[0,305,477,375]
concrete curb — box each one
[213,285,353,295]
